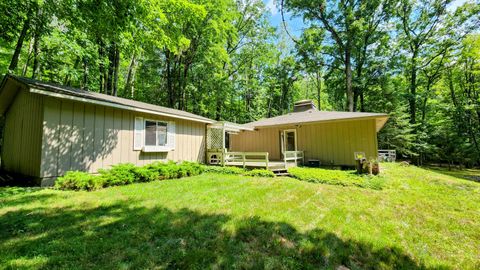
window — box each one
[134,117,175,152]
[145,120,168,146]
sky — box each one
[263,0,470,38]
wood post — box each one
[266,153,269,169]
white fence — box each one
[378,150,396,162]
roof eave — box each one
[208,121,255,132]
[29,87,214,124]
[247,115,390,130]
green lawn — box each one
[1,163,479,269]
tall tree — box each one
[397,0,450,124]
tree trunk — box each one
[409,51,418,124]
[421,79,432,123]
[353,86,359,112]
[106,42,116,95]
[165,50,175,108]
[112,46,120,96]
[82,57,88,89]
[31,32,40,79]
[98,44,105,94]
[345,43,354,112]
[8,17,30,73]
[180,62,190,111]
[22,37,34,76]
[124,53,137,97]
[360,90,365,112]
[215,97,222,121]
[316,71,321,110]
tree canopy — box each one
[1,0,479,166]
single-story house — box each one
[0,75,388,185]
[0,75,213,185]
[228,100,388,167]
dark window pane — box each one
[286,131,295,151]
[157,122,167,146]
[145,121,156,146]
[225,132,230,150]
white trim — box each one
[133,117,144,150]
[142,145,173,152]
[282,129,297,152]
[30,87,214,124]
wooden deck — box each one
[207,150,304,172]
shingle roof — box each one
[243,109,389,131]
[8,75,214,123]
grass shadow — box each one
[0,187,43,198]
[0,187,55,207]
[0,199,442,269]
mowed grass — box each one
[1,163,479,269]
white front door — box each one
[281,129,297,156]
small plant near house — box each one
[243,169,275,178]
[362,158,380,175]
[55,171,102,191]
[370,159,380,175]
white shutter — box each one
[166,121,176,150]
[134,117,144,150]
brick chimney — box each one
[293,100,317,112]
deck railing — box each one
[378,150,396,162]
[207,150,304,169]
[223,152,269,168]
[284,151,304,165]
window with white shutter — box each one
[138,118,175,152]
[166,121,176,150]
[133,117,144,150]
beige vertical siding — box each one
[229,127,282,160]
[2,88,43,177]
[40,97,206,178]
[230,119,378,166]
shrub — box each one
[55,171,101,191]
[145,161,204,179]
[56,161,210,191]
[244,169,275,178]
[288,167,385,190]
[146,161,179,179]
[179,161,204,176]
[99,163,137,187]
[133,167,159,182]
[203,166,246,175]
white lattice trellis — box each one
[207,127,224,150]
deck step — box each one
[271,168,289,177]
